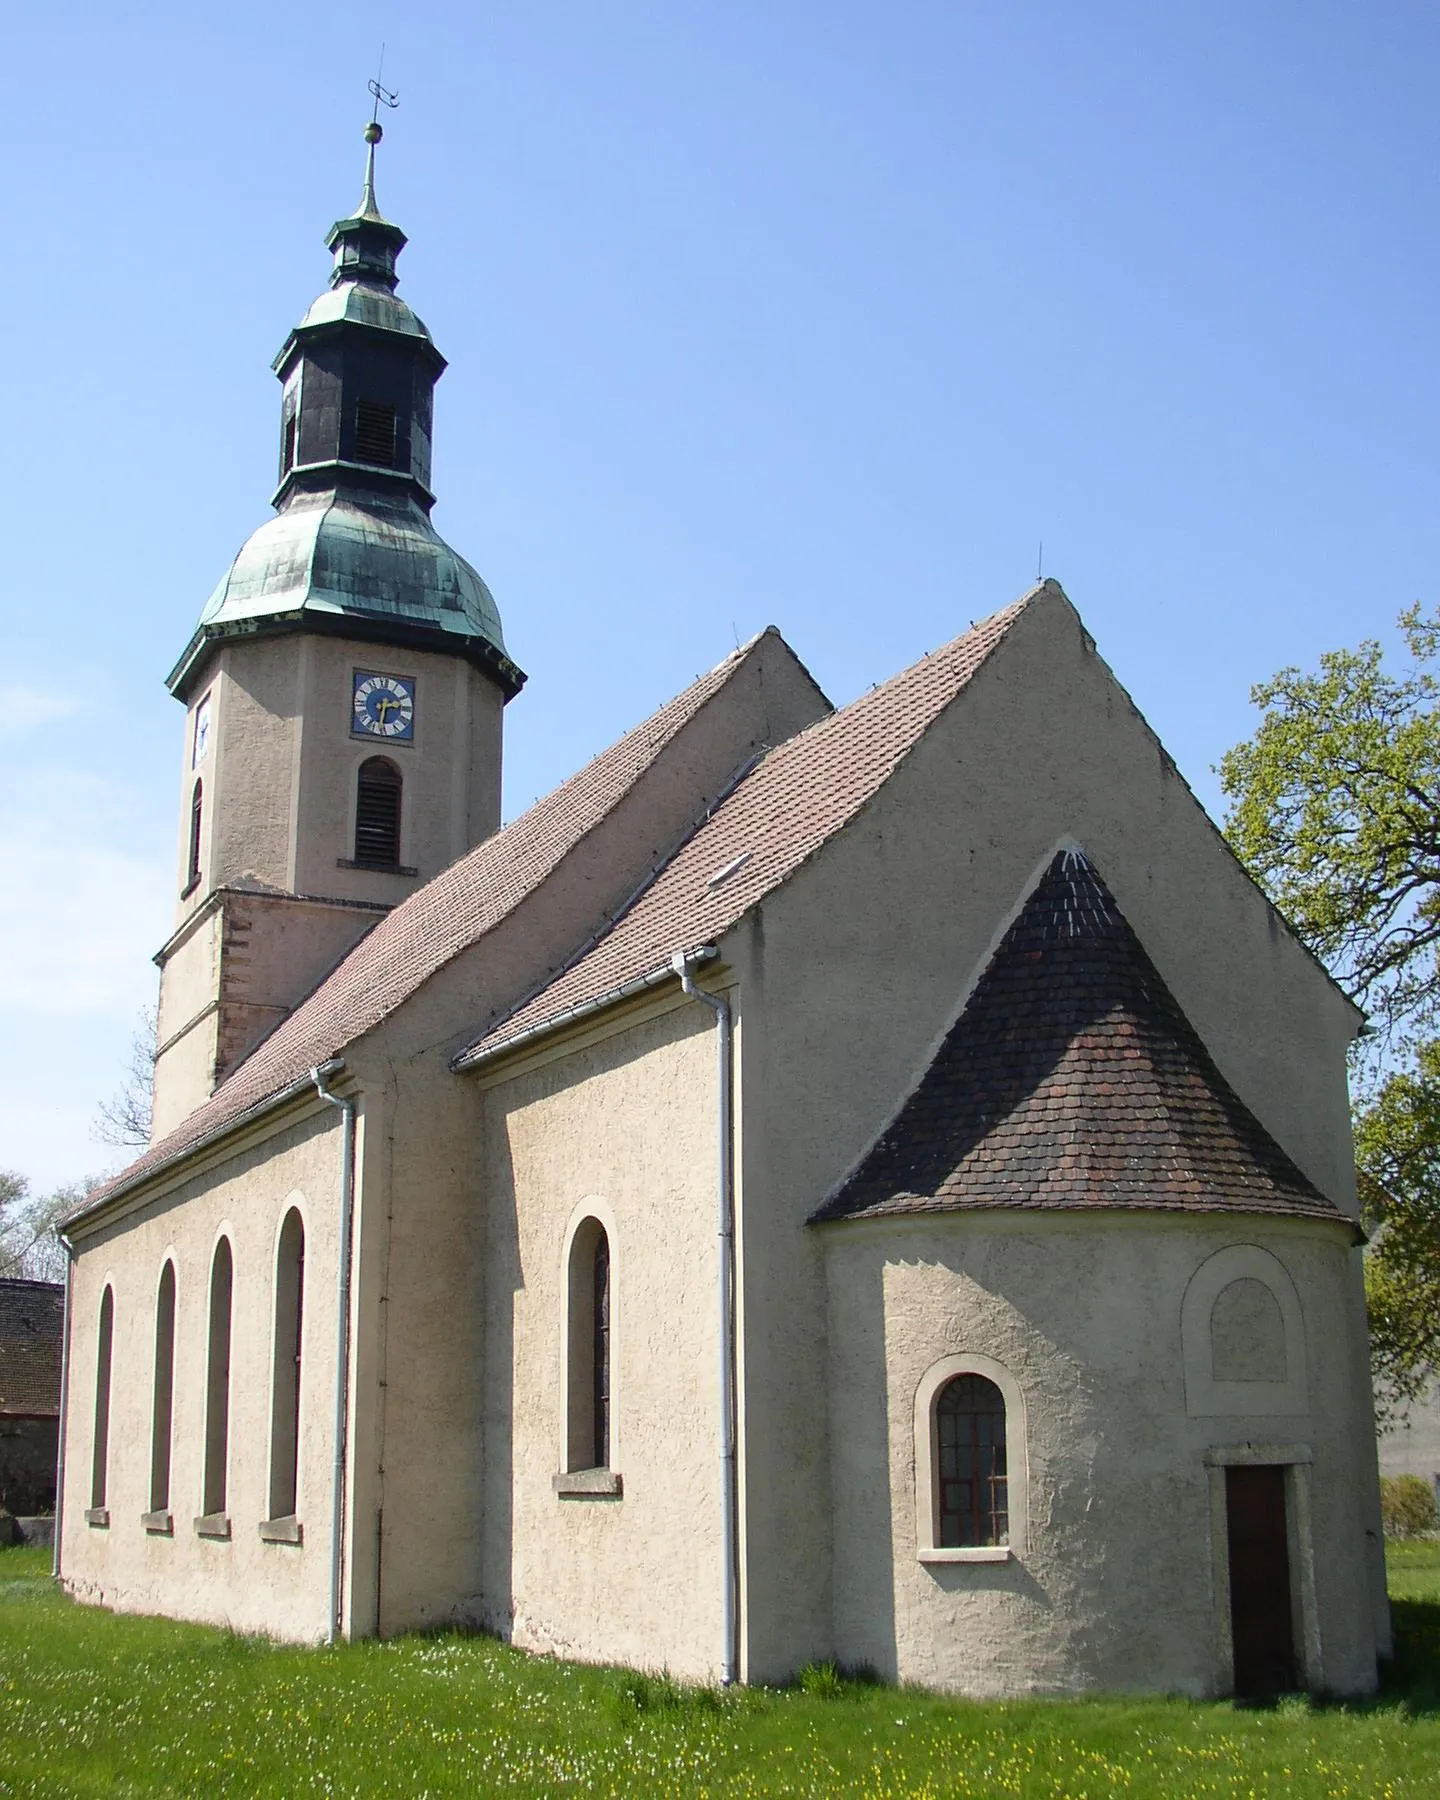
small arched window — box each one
[565,1218,612,1471]
[149,1261,177,1516]
[203,1237,233,1520]
[354,758,402,868]
[186,779,203,891]
[935,1374,1008,1548]
[268,1210,305,1521]
[90,1286,115,1517]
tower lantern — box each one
[152,119,525,1138]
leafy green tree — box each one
[1219,605,1440,1050]
[1221,606,1440,1418]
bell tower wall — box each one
[153,631,506,1136]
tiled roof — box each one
[89,634,784,1206]
[812,848,1350,1228]
[0,1279,64,1416]
[458,594,1032,1063]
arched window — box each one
[913,1354,1025,1562]
[203,1238,233,1520]
[89,1286,114,1519]
[935,1375,1008,1548]
[268,1210,305,1521]
[149,1261,176,1518]
[565,1217,612,1471]
[354,758,402,868]
[186,780,203,890]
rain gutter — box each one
[311,1060,357,1646]
[670,950,740,1689]
[451,947,720,1072]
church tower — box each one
[152,122,525,1137]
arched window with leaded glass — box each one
[935,1374,1008,1548]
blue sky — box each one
[4,2,1438,1188]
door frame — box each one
[1204,1442,1320,1693]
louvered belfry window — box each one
[354,757,402,867]
[354,400,398,468]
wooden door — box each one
[1225,1464,1296,1696]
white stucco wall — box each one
[822,1211,1379,1697]
[725,586,1381,1686]
[60,1102,348,1642]
[475,998,728,1680]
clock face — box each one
[192,694,212,767]
[353,672,416,740]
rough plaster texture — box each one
[723,589,1381,1685]
[821,1212,1378,1696]
[67,589,1384,1698]
[60,1105,345,1641]
[155,628,507,1132]
[477,999,726,1679]
[81,629,827,1649]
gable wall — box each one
[728,587,1374,1681]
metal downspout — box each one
[671,950,739,1687]
[52,1234,75,1581]
[312,1062,356,1646]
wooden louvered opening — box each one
[354,400,398,468]
[354,757,402,867]
[282,413,297,475]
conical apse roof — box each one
[813,848,1351,1228]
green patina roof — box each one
[168,490,522,699]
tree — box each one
[1221,605,1440,1419]
[0,1171,82,1284]
[94,1006,155,1150]
[1219,606,1440,1052]
[1353,1048,1440,1421]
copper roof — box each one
[811,848,1351,1228]
[89,632,790,1208]
[458,594,1031,1064]
[0,1279,64,1416]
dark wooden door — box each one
[1225,1464,1296,1696]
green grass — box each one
[1,1544,1437,1796]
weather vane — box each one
[367,48,399,144]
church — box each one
[56,125,1390,1699]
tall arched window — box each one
[203,1238,233,1520]
[89,1286,114,1520]
[354,758,402,867]
[935,1374,1008,1548]
[268,1210,305,1521]
[186,779,203,890]
[149,1261,177,1518]
[565,1218,612,1471]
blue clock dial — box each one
[352,672,416,740]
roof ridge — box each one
[457,592,1039,1064]
[83,628,802,1212]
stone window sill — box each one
[918,1545,1011,1564]
[141,1510,173,1536]
[179,875,202,901]
[193,1513,231,1541]
[553,1468,623,1499]
[336,858,418,877]
[83,1507,109,1529]
[259,1515,303,1545]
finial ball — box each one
[364,121,383,145]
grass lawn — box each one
[1,1545,1437,1797]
